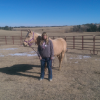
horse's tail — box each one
[64,42,68,63]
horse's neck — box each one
[34,33,41,45]
[49,38,52,41]
[34,33,53,45]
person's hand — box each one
[39,56,42,60]
[51,57,53,59]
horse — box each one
[23,30,67,70]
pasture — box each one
[0,28,100,100]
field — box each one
[1,26,100,36]
[0,28,100,100]
[0,28,100,54]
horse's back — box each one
[50,38,67,56]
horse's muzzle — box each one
[23,43,27,47]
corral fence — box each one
[50,35,100,55]
[0,36,25,45]
[0,30,100,55]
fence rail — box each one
[50,35,100,55]
[0,35,100,55]
[0,36,25,45]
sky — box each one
[0,0,100,26]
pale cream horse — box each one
[23,30,67,70]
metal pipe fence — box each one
[0,35,100,55]
[0,36,25,45]
[50,35,100,55]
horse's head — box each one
[23,30,35,47]
[23,30,41,47]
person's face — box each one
[43,35,47,40]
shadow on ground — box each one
[0,64,41,79]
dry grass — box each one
[0,26,100,36]
[0,45,100,100]
[0,28,100,100]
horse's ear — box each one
[27,29,31,33]
[30,31,32,33]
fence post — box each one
[21,30,22,37]
[93,36,95,55]
[66,36,67,42]
[12,36,14,45]
[20,37,21,45]
[82,36,84,50]
[5,36,7,45]
[73,36,75,49]
[64,37,66,41]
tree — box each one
[98,25,100,32]
[87,24,97,32]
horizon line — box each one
[0,22,100,27]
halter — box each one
[24,32,34,47]
[24,32,40,56]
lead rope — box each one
[31,46,54,67]
[31,47,39,57]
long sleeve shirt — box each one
[38,39,54,58]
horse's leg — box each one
[59,51,65,70]
[57,54,61,71]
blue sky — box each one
[0,0,100,26]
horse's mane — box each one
[35,32,41,36]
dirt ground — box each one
[0,45,100,100]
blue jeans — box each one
[40,57,52,79]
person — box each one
[38,32,54,81]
